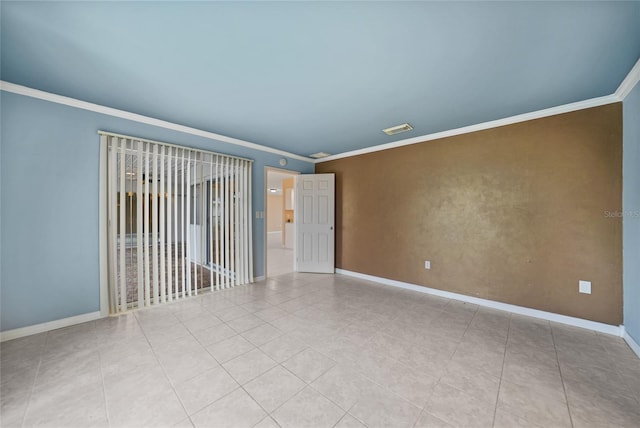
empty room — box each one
[1,1,639,428]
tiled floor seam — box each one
[136,312,194,425]
[19,350,43,428]
[425,300,479,428]
[549,323,575,428]
[213,346,301,420]
[96,346,112,428]
[260,361,332,415]
[491,312,512,428]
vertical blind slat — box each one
[106,136,253,314]
[241,161,248,284]
[151,144,159,304]
[236,160,244,284]
[181,149,186,298]
[107,137,118,314]
[174,149,180,300]
[192,155,198,295]
[159,145,166,304]
[143,143,151,307]
[233,158,239,287]
[166,147,173,301]
[215,155,221,291]
[136,141,144,308]
[118,139,127,311]
[209,158,214,291]
[186,151,192,296]
[224,156,230,289]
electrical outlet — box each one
[424,260,431,269]
[579,280,591,294]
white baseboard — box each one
[336,269,623,337]
[0,311,104,342]
[253,275,266,282]
[622,327,640,358]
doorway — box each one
[264,167,299,278]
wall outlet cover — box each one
[579,280,591,294]
[424,261,431,269]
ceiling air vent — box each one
[310,152,331,159]
[383,123,413,136]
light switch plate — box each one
[424,260,431,269]
[579,280,591,294]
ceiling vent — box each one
[310,152,331,159]
[383,123,413,136]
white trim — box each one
[317,94,619,163]
[0,81,314,164]
[253,275,266,282]
[4,57,638,168]
[0,311,104,342]
[615,57,640,100]
[336,269,623,336]
[622,327,640,359]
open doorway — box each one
[264,167,299,278]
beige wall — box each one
[316,103,623,325]
[267,194,283,232]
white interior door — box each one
[295,174,335,273]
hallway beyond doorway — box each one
[267,231,294,278]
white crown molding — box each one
[615,57,640,100]
[0,81,315,164]
[316,94,620,163]
[4,56,637,167]
[622,327,640,359]
[336,269,623,337]
[0,311,104,342]
[316,58,639,164]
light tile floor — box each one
[266,232,294,278]
[1,273,639,428]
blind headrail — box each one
[98,131,254,163]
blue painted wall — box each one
[0,91,313,331]
[623,83,640,344]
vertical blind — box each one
[102,132,253,314]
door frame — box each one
[263,166,300,279]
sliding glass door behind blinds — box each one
[102,132,253,314]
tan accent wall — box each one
[267,194,283,232]
[316,104,623,325]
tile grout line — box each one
[19,336,47,427]
[135,310,195,427]
[550,323,575,428]
[186,296,259,424]
[419,302,480,428]
[491,312,512,428]
[10,274,637,427]
[96,341,112,428]
[193,298,292,426]
[595,332,640,408]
